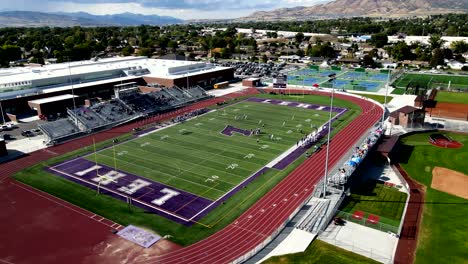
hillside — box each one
[242,0,468,21]
[0,11,183,27]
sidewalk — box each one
[319,221,398,264]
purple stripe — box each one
[246,97,346,113]
[47,158,213,226]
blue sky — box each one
[0,0,329,19]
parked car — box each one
[21,130,34,137]
[5,123,17,129]
[1,134,14,140]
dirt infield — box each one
[428,102,468,121]
[432,167,468,199]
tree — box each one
[261,54,268,63]
[138,48,152,57]
[121,45,135,56]
[430,48,445,67]
[429,34,446,50]
[370,33,388,48]
[451,40,468,54]
[390,41,413,61]
[362,55,375,67]
[295,32,304,44]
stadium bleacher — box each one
[39,85,211,144]
[39,119,81,141]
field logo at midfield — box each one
[221,125,252,137]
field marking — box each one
[94,152,227,197]
[46,166,194,223]
[142,136,265,170]
[100,144,244,186]
[174,182,220,214]
[113,140,247,181]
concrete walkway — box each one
[319,221,398,264]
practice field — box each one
[397,132,468,264]
[394,73,468,90]
[287,68,388,92]
[48,97,346,225]
[435,91,468,104]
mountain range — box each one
[0,11,183,27]
[241,0,468,21]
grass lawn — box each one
[350,93,394,104]
[394,73,468,90]
[397,132,468,264]
[14,94,361,246]
[436,91,468,104]
[87,100,332,200]
[262,240,379,264]
[391,88,406,95]
[339,180,407,227]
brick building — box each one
[389,106,425,128]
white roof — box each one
[0,56,230,84]
[0,56,231,99]
[28,94,78,105]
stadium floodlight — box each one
[382,69,391,126]
[323,74,336,198]
[0,100,5,124]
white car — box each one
[5,123,17,129]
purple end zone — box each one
[246,97,347,113]
[46,158,213,226]
[221,125,252,137]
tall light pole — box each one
[68,57,78,126]
[323,73,336,197]
[382,69,391,126]
[0,100,5,124]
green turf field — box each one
[391,88,405,95]
[397,132,468,264]
[89,101,333,200]
[350,93,394,104]
[14,94,361,245]
[262,240,378,264]
[339,180,407,228]
[394,73,468,90]
[436,91,468,104]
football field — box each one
[48,97,346,224]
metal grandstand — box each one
[39,85,211,145]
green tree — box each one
[121,45,135,56]
[370,33,388,48]
[390,41,413,61]
[451,40,468,54]
[429,35,446,50]
[362,55,375,67]
[138,48,152,57]
[295,32,305,44]
[430,48,445,67]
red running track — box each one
[139,91,383,264]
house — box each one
[389,106,425,128]
[447,60,466,70]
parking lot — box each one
[1,119,46,142]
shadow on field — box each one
[392,144,414,164]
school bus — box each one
[214,81,229,89]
